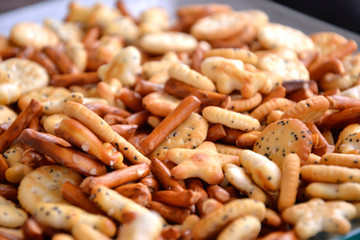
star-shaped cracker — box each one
[166,141,240,184]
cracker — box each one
[0,106,17,124]
[166,141,240,184]
[204,48,258,65]
[169,62,216,92]
[192,198,266,240]
[306,182,360,201]
[150,113,208,161]
[142,92,181,117]
[0,196,28,228]
[217,215,261,240]
[139,7,169,35]
[44,18,83,43]
[10,22,59,49]
[139,32,197,55]
[0,83,21,105]
[201,56,267,97]
[310,32,349,56]
[280,95,329,123]
[240,150,281,192]
[97,46,141,86]
[202,106,260,131]
[65,41,87,73]
[33,202,116,237]
[335,123,360,154]
[42,113,68,134]
[250,98,294,122]
[258,23,315,54]
[0,58,49,95]
[18,165,83,214]
[103,16,139,43]
[142,51,179,78]
[224,163,267,202]
[253,118,313,167]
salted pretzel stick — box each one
[28,116,40,131]
[0,155,8,182]
[206,124,226,142]
[262,86,286,103]
[165,79,230,108]
[115,88,144,112]
[0,184,17,202]
[55,118,124,169]
[140,95,201,155]
[282,80,318,95]
[0,46,18,59]
[19,149,56,168]
[85,102,131,118]
[43,46,78,74]
[206,185,230,203]
[82,26,101,48]
[140,176,161,193]
[309,58,345,80]
[327,95,360,109]
[150,157,185,192]
[115,183,152,207]
[306,122,334,156]
[125,110,150,126]
[221,127,244,145]
[80,163,150,193]
[61,181,105,215]
[22,217,43,240]
[110,124,137,139]
[318,107,360,130]
[0,99,42,152]
[236,131,261,148]
[51,72,100,87]
[18,129,107,176]
[149,201,190,224]
[115,0,137,23]
[152,190,202,208]
[191,43,206,73]
[134,80,164,96]
[30,50,59,76]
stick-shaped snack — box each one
[0,196,28,228]
[217,215,261,240]
[327,95,360,109]
[33,202,116,237]
[250,98,294,122]
[239,150,281,192]
[51,72,100,87]
[85,102,131,118]
[80,163,149,193]
[115,88,144,113]
[134,79,164,96]
[148,201,190,224]
[257,231,297,240]
[278,154,301,212]
[61,181,105,215]
[263,208,282,227]
[0,155,8,182]
[318,107,360,130]
[0,99,42,152]
[199,198,223,217]
[235,131,261,148]
[224,163,267,203]
[206,185,230,203]
[192,198,266,240]
[115,183,152,207]
[150,157,184,192]
[306,182,360,201]
[55,118,123,169]
[300,165,360,183]
[164,78,231,108]
[152,190,202,208]
[0,184,17,202]
[90,185,164,240]
[18,129,107,176]
[22,217,44,240]
[43,46,78,74]
[282,198,356,239]
[229,92,262,113]
[110,124,137,139]
[206,123,226,142]
[64,101,150,165]
[72,223,111,240]
[139,95,201,156]
[319,153,360,168]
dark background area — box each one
[0,0,359,34]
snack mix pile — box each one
[1,1,360,239]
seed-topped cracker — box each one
[253,118,313,167]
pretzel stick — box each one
[139,95,201,155]
[114,183,151,207]
[19,149,56,168]
[126,110,150,126]
[115,0,137,23]
[149,201,190,224]
[236,131,261,148]
[0,99,42,152]
[309,57,345,80]
[199,198,224,217]
[152,190,202,208]
[206,185,230,203]
[306,122,334,156]
[30,50,59,76]
[115,88,144,112]
[28,116,40,131]
[16,46,35,58]
[318,107,360,130]
[161,227,182,240]
[61,181,105,216]
[282,80,318,95]
[327,95,360,109]
[85,102,131,118]
[0,227,24,240]
[221,127,244,145]
[288,88,316,102]
[103,114,126,125]
[0,184,17,202]
[110,124,137,139]
[165,79,230,108]
[82,26,101,49]
[262,86,286,103]
[51,72,100,87]
[18,129,107,176]
[191,43,206,73]
[150,157,185,192]
[55,118,124,169]
[0,46,18,59]
[80,163,150,193]
[140,176,161,193]
[134,80,164,96]
[206,124,226,142]
[22,217,43,240]
[0,155,8,182]
[43,46,78,74]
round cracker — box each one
[253,118,313,167]
[0,105,17,124]
[0,58,49,94]
[18,165,83,214]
